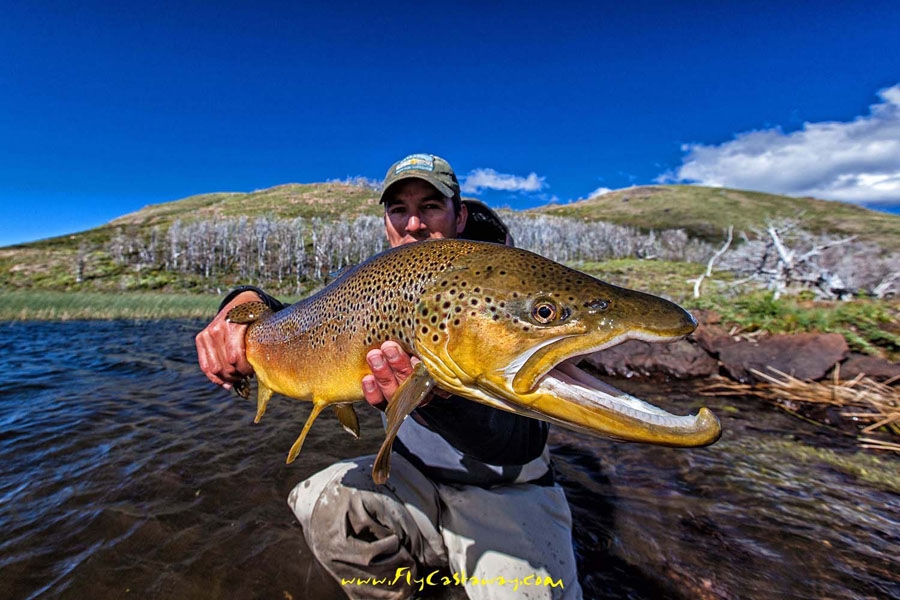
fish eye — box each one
[532,301,558,324]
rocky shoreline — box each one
[584,311,900,384]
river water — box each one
[0,320,897,599]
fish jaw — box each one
[420,327,721,447]
[426,352,721,447]
[496,290,718,447]
[522,360,721,446]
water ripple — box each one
[0,321,897,599]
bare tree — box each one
[719,218,860,299]
[692,226,733,298]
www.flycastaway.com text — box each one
[341,567,564,593]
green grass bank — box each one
[0,290,222,321]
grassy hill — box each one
[0,183,383,285]
[534,185,900,252]
[109,182,383,227]
[10,181,897,252]
[1,182,898,295]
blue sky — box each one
[2,1,899,247]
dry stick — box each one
[873,271,900,298]
[860,438,900,452]
[861,413,900,434]
[693,225,734,298]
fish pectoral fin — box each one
[226,301,272,324]
[254,381,274,423]
[286,402,327,464]
[372,362,436,485]
[333,404,361,439]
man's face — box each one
[383,179,467,248]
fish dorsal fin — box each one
[254,381,274,423]
[372,362,436,484]
[286,402,327,464]
[226,301,272,324]
[333,404,361,439]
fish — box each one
[227,238,721,484]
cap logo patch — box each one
[393,153,435,175]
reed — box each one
[0,290,220,321]
[702,366,900,451]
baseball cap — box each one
[379,153,460,203]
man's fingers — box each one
[381,341,414,380]
[223,322,251,374]
[364,342,432,412]
[362,375,388,410]
[196,332,224,385]
[366,349,398,394]
[196,316,252,389]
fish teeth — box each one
[541,361,699,428]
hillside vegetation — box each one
[109,182,383,227]
[1,182,897,297]
[535,185,900,252]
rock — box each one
[834,354,900,381]
[583,339,718,379]
[693,308,722,326]
[714,333,849,383]
[690,324,732,355]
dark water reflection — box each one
[0,320,897,599]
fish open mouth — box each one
[529,357,721,447]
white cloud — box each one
[587,186,614,198]
[660,83,900,204]
[461,168,547,194]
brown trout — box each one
[228,239,721,483]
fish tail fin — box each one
[254,382,274,423]
[234,376,252,399]
[372,363,435,485]
[286,403,327,464]
[226,301,272,325]
[333,404,361,439]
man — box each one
[196,154,582,599]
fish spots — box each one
[245,239,616,371]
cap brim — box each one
[379,172,455,203]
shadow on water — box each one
[0,320,897,599]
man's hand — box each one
[362,341,450,411]
[195,291,259,390]
[362,341,419,411]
